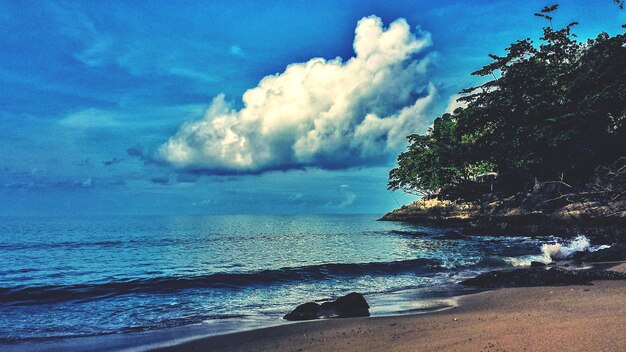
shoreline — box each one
[3,264,624,352]
[150,264,626,352]
[0,286,481,352]
[149,267,626,351]
[380,198,626,244]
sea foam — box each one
[506,235,610,267]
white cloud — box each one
[161,16,436,173]
[444,94,467,114]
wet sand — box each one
[151,265,626,352]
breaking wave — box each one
[0,258,441,305]
[505,235,610,267]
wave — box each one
[505,235,610,267]
[504,254,550,267]
[541,235,592,260]
[0,240,124,251]
[389,229,431,236]
[473,256,511,268]
[0,258,441,305]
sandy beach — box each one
[3,2,625,351]
[151,264,626,352]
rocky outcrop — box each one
[283,292,370,321]
[461,267,626,288]
[572,244,626,262]
[379,199,482,225]
[380,188,626,243]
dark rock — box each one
[571,251,585,259]
[283,302,321,321]
[283,292,370,321]
[380,192,626,245]
[334,292,370,317]
[437,231,466,240]
[317,301,340,318]
[572,244,626,262]
[461,267,626,288]
[319,301,335,310]
[389,230,430,237]
[530,261,547,268]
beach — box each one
[152,264,626,352]
[1,216,624,352]
[3,215,582,345]
[3,2,625,352]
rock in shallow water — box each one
[283,292,370,321]
[572,244,626,262]
[461,267,626,288]
[437,230,466,240]
[283,302,322,321]
[530,261,547,268]
[334,292,370,317]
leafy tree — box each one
[388,113,495,198]
[389,3,626,197]
[388,114,463,197]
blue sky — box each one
[0,0,624,216]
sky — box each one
[0,0,624,216]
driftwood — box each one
[536,160,626,208]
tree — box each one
[388,114,463,197]
[389,3,626,197]
[388,113,495,198]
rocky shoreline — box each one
[380,189,626,244]
[148,265,626,352]
[281,243,626,320]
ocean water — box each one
[0,214,589,345]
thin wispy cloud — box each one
[46,1,115,67]
[338,185,356,207]
[229,45,244,57]
[102,158,124,166]
[59,108,121,129]
[150,176,169,185]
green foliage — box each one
[388,114,466,196]
[466,161,496,178]
[389,4,626,197]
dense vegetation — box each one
[389,4,626,200]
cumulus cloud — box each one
[161,16,436,173]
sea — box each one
[0,214,600,351]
